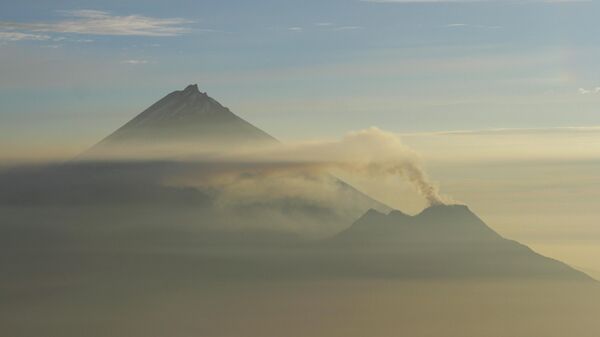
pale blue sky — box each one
[1,0,600,151]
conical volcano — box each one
[86,84,277,157]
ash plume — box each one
[73,126,446,208]
[193,127,447,207]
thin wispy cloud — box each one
[0,9,193,37]
[0,31,51,41]
[362,0,590,3]
[445,23,502,29]
[407,126,600,137]
[275,23,363,34]
[121,59,152,65]
[312,23,364,32]
[578,87,600,95]
[333,26,364,31]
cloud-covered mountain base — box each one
[2,200,599,336]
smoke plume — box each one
[185,127,446,207]
[73,126,446,207]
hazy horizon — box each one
[3,84,599,278]
[2,1,600,336]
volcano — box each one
[86,84,277,157]
[325,204,593,280]
[3,85,591,281]
[60,85,390,232]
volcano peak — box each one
[84,84,278,157]
[183,83,199,93]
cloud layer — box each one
[0,9,193,37]
[86,127,446,207]
[362,0,589,3]
[578,87,600,95]
[0,32,51,41]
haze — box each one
[2,1,600,336]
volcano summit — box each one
[87,84,277,157]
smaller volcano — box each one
[326,204,594,280]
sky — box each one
[1,0,600,276]
[2,0,600,149]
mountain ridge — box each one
[326,204,595,281]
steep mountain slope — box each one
[86,84,277,157]
[326,205,593,280]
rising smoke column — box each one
[200,127,446,207]
[399,161,444,206]
[298,127,446,206]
